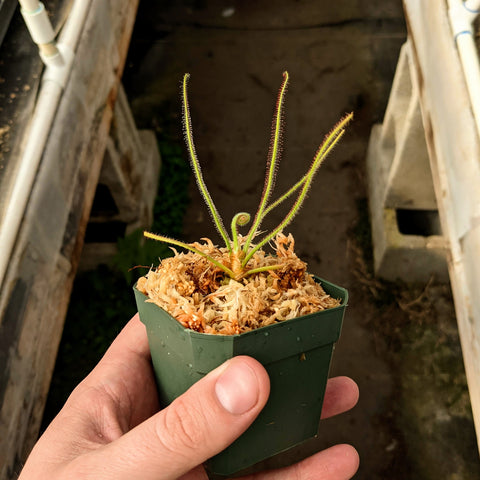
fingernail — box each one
[215,360,260,414]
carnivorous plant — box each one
[144,72,352,281]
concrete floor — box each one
[122,1,480,478]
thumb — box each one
[74,356,270,480]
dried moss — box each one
[138,234,340,334]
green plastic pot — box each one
[134,276,347,476]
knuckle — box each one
[156,396,209,454]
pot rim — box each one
[134,275,348,338]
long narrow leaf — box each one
[242,113,352,266]
[261,113,353,219]
[144,231,235,278]
[182,74,232,251]
[243,71,289,252]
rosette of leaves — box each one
[144,71,352,281]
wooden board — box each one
[403,0,480,454]
[0,1,139,477]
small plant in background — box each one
[144,71,352,281]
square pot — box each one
[134,276,347,476]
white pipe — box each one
[18,0,41,12]
[60,0,92,49]
[465,0,480,12]
[0,0,92,288]
[19,1,59,60]
[448,0,480,143]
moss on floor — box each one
[350,198,480,478]
[394,286,480,479]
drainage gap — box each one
[396,209,442,236]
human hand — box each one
[19,314,359,480]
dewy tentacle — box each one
[243,71,289,253]
[182,73,232,251]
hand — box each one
[19,314,359,480]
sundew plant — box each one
[145,71,352,281]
